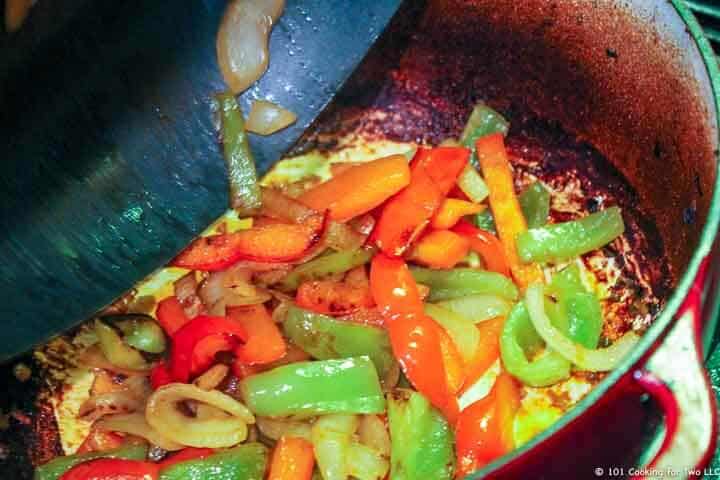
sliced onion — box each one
[358,415,390,457]
[79,346,150,377]
[436,294,512,323]
[174,272,205,318]
[424,304,480,364]
[194,364,230,391]
[146,383,255,448]
[256,417,312,441]
[217,0,285,94]
[78,390,144,422]
[97,413,183,451]
[246,100,297,135]
[525,283,639,372]
[199,265,271,315]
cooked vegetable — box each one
[358,415,391,456]
[410,230,470,269]
[216,0,284,93]
[59,458,159,480]
[311,414,358,480]
[199,266,271,315]
[299,155,411,222]
[295,279,374,316]
[473,209,496,234]
[157,448,215,470]
[463,317,505,394]
[94,319,149,371]
[155,297,190,336]
[412,147,471,193]
[229,304,287,365]
[102,314,166,354]
[193,364,230,391]
[145,383,255,448]
[215,93,262,214]
[455,374,520,477]
[460,102,510,166]
[268,436,315,480]
[240,356,385,417]
[246,100,297,135]
[525,283,639,371]
[78,389,146,422]
[548,265,603,348]
[159,443,268,480]
[410,267,518,302]
[456,166,489,203]
[346,442,390,480]
[516,207,625,263]
[283,306,396,381]
[96,413,183,451]
[280,249,373,291]
[500,302,571,387]
[452,220,510,276]
[424,304,479,364]
[256,417,313,441]
[518,182,551,229]
[431,199,485,230]
[387,389,454,480]
[435,294,511,323]
[34,443,149,480]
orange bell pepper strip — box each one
[172,213,328,271]
[299,155,411,222]
[409,230,470,269]
[228,304,287,365]
[476,134,543,288]
[455,373,521,478]
[438,328,465,395]
[267,436,315,480]
[452,220,511,277]
[370,254,459,422]
[460,317,504,394]
[295,280,375,316]
[155,296,190,336]
[59,459,159,480]
[411,146,471,193]
[431,198,485,229]
[158,448,215,470]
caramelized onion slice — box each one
[217,0,285,94]
[246,100,297,135]
[97,413,183,451]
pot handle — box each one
[631,257,717,479]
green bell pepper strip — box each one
[240,356,385,417]
[459,102,510,168]
[547,265,603,349]
[216,93,262,216]
[103,314,167,354]
[34,443,148,480]
[519,182,551,229]
[283,305,396,381]
[456,165,489,203]
[472,209,496,234]
[159,444,268,480]
[94,319,149,370]
[500,302,571,387]
[516,207,625,263]
[279,248,373,291]
[410,267,518,302]
[387,389,454,480]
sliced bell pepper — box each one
[370,254,458,422]
[547,265,603,349]
[516,207,625,264]
[499,302,570,387]
[191,334,235,377]
[518,181,551,229]
[411,146,470,194]
[372,163,444,257]
[476,133,543,288]
[295,279,375,316]
[159,443,268,480]
[283,305,396,382]
[279,248,373,291]
[437,328,465,395]
[216,93,262,216]
[431,199,485,230]
[299,155,411,222]
[409,230,470,269]
[240,356,385,417]
[157,449,214,471]
[462,317,504,394]
[170,315,248,383]
[59,459,158,480]
[94,319,149,371]
[472,209,496,234]
[387,389,455,480]
[409,267,518,302]
[452,220,511,277]
[150,361,174,390]
[172,213,328,271]
[425,304,479,365]
[267,436,315,480]
[36,445,150,480]
[228,304,286,365]
[456,166,489,204]
[459,102,510,167]
[455,373,520,477]
[105,314,166,354]
[155,296,190,336]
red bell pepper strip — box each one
[295,280,375,316]
[158,448,214,470]
[170,315,247,383]
[59,458,159,480]
[455,373,520,477]
[155,296,190,336]
[438,327,465,395]
[461,317,504,394]
[149,361,174,390]
[370,254,459,422]
[452,220,511,277]
[191,334,235,377]
[267,436,315,480]
[228,304,287,365]
[171,213,328,271]
[412,146,471,193]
